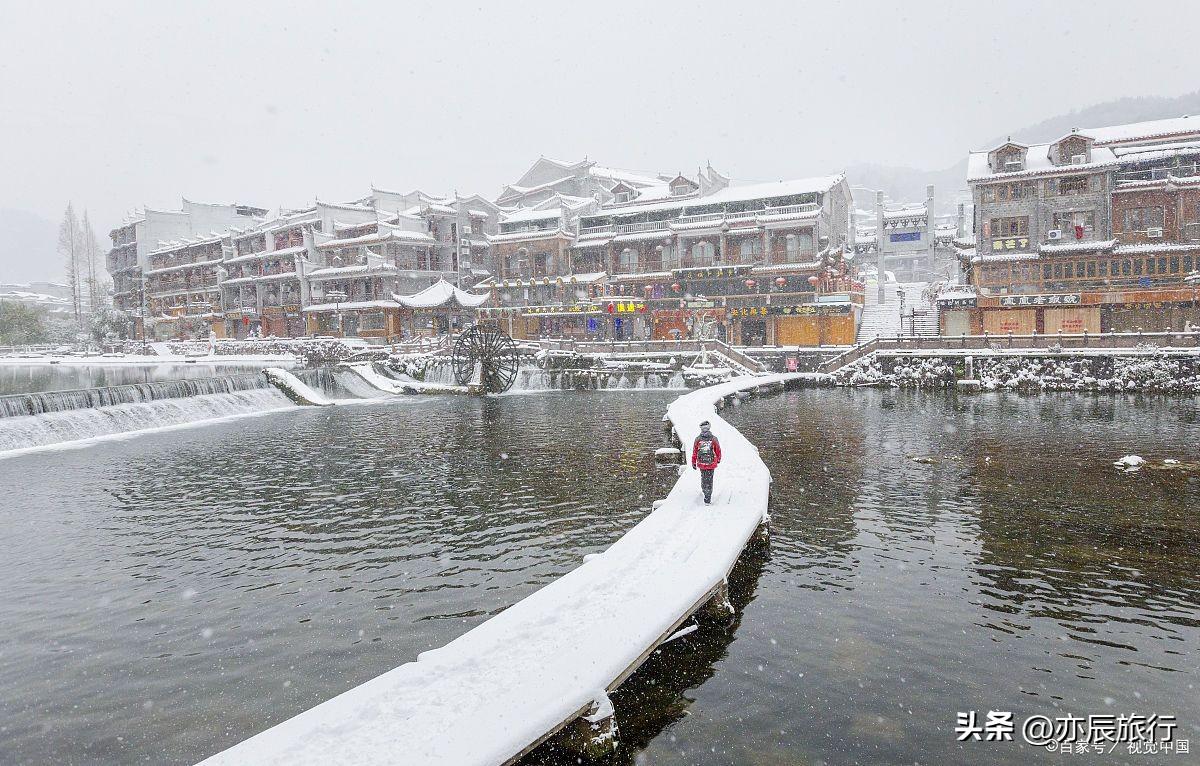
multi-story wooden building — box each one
[144,235,228,337]
[106,200,266,337]
[482,171,857,346]
[217,190,500,341]
[956,115,1200,335]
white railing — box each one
[762,203,820,216]
[676,212,725,224]
[614,220,672,235]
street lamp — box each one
[326,289,348,337]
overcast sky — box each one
[3,0,1199,236]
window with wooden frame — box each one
[1059,176,1089,195]
[990,216,1028,236]
[1122,207,1165,232]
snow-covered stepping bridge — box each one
[199,372,821,766]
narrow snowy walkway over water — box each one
[199,373,812,766]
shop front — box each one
[731,302,856,346]
[651,305,726,341]
[480,304,601,340]
[969,289,1200,334]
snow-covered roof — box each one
[488,228,571,244]
[588,164,665,187]
[394,279,490,309]
[1113,174,1200,192]
[501,207,563,224]
[1110,138,1200,158]
[143,257,223,276]
[316,228,434,249]
[967,145,1118,181]
[573,238,611,249]
[1039,239,1117,255]
[302,299,399,313]
[971,252,1040,264]
[970,117,1200,182]
[224,244,307,265]
[882,206,927,221]
[936,287,977,301]
[1080,115,1200,146]
[307,262,398,279]
[1113,242,1200,255]
[592,174,843,218]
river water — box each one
[1,388,1197,764]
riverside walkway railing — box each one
[817,331,1200,374]
[536,338,766,374]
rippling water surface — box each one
[590,389,1200,766]
[2,388,1198,765]
[0,392,675,764]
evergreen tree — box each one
[0,300,50,345]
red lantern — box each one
[744,279,756,289]
[775,276,787,287]
[807,275,820,286]
[606,301,615,314]
[671,283,682,293]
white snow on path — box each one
[197,372,814,766]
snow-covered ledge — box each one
[262,368,332,406]
[198,372,817,766]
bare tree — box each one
[58,202,82,327]
[80,211,105,310]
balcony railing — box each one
[1116,162,1200,184]
[763,203,820,216]
[614,220,671,235]
[676,212,725,224]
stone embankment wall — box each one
[834,353,1200,393]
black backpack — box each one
[697,437,715,463]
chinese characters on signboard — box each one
[938,297,977,308]
[991,237,1030,251]
[728,304,852,317]
[671,266,750,279]
[998,293,1081,307]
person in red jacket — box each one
[691,420,722,504]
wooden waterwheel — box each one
[451,325,520,393]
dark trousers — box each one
[700,468,715,502]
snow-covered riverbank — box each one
[834,352,1200,393]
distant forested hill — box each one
[848,90,1200,212]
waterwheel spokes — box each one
[449,325,521,393]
